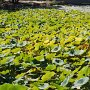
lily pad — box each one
[74,50,85,55]
[41,71,55,82]
[51,46,61,53]
[17,41,27,47]
[61,76,70,86]
[52,58,64,65]
[38,83,49,89]
[72,77,89,89]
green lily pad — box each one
[45,64,56,70]
[41,71,55,82]
[74,50,85,55]
[52,58,64,65]
[38,83,49,89]
[17,41,27,47]
[0,84,28,90]
[61,76,70,86]
[72,77,89,89]
[51,46,61,53]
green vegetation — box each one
[0,9,90,90]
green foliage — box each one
[72,77,89,89]
[0,9,90,89]
[41,71,55,82]
[45,64,56,70]
[0,84,27,90]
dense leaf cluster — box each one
[0,9,90,90]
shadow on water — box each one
[0,1,90,12]
[0,1,62,12]
[0,1,88,12]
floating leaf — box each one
[74,37,83,45]
[75,37,83,42]
[45,64,56,70]
[52,83,68,90]
[77,66,89,79]
[0,49,11,57]
[85,58,90,62]
[61,76,70,86]
[0,53,6,58]
[11,48,21,54]
[52,58,64,65]
[51,46,61,53]
[0,84,27,90]
[6,55,15,63]
[35,55,44,61]
[52,37,60,43]
[0,84,12,90]
[68,49,85,56]
[46,53,55,60]
[72,77,89,89]
[30,84,39,90]
[15,73,25,79]
[0,70,9,75]
[44,39,50,44]
[41,71,55,82]
[17,41,27,47]
[74,50,85,55]
[38,83,49,89]
[35,43,40,51]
